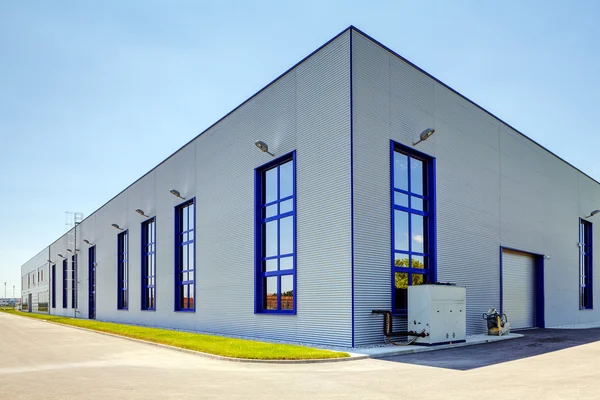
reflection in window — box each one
[142,218,156,310]
[392,144,435,312]
[176,201,195,311]
[117,231,129,310]
[62,259,68,309]
[580,219,593,309]
[71,255,77,309]
[256,154,296,313]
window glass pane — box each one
[394,253,409,268]
[188,229,194,242]
[281,275,294,310]
[412,273,427,286]
[394,192,408,208]
[279,161,293,199]
[188,245,195,271]
[394,151,408,191]
[280,256,293,271]
[265,167,278,203]
[412,197,424,211]
[394,272,408,310]
[410,157,424,195]
[280,199,293,214]
[265,221,278,257]
[181,246,188,271]
[188,203,194,224]
[394,210,409,251]
[411,214,425,253]
[264,277,277,310]
[182,207,188,231]
[279,216,294,255]
[265,259,277,272]
[412,255,426,270]
[265,204,277,218]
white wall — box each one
[22,30,353,347]
[351,29,600,345]
[20,247,49,313]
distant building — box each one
[20,27,600,347]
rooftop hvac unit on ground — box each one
[408,284,466,346]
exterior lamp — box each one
[66,248,78,253]
[255,140,274,156]
[57,254,66,259]
[585,210,600,218]
[47,259,52,263]
[413,128,436,146]
[83,239,93,245]
[170,189,185,200]
[135,209,149,218]
[111,223,124,230]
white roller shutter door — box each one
[502,250,536,329]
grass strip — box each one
[0,309,349,360]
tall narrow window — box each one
[71,255,77,309]
[89,246,96,319]
[62,259,67,309]
[580,219,593,309]
[255,153,296,313]
[175,201,195,311]
[51,264,56,308]
[142,218,156,310]
[117,231,129,310]
[391,143,436,313]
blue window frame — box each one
[71,255,77,310]
[175,200,195,311]
[51,264,56,308]
[142,217,156,311]
[89,246,96,319]
[117,230,129,310]
[580,219,593,309]
[255,152,296,314]
[391,142,436,314]
[62,259,67,309]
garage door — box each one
[502,250,536,329]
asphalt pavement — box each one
[1,312,599,400]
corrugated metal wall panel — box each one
[351,28,600,345]
[22,30,352,347]
[502,250,536,328]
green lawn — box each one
[0,309,349,360]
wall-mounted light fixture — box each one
[83,239,93,245]
[66,248,78,253]
[170,189,185,200]
[544,255,551,260]
[585,210,600,218]
[111,223,124,230]
[57,254,66,259]
[135,209,149,218]
[47,259,53,263]
[413,128,436,146]
[255,140,275,156]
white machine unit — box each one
[408,284,466,346]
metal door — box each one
[502,249,536,329]
[27,293,32,312]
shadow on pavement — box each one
[378,328,600,371]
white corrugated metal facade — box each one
[20,27,600,347]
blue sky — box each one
[1,1,599,294]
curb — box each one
[6,313,365,364]
[363,334,523,359]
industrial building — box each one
[20,27,599,347]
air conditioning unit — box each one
[408,284,466,346]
